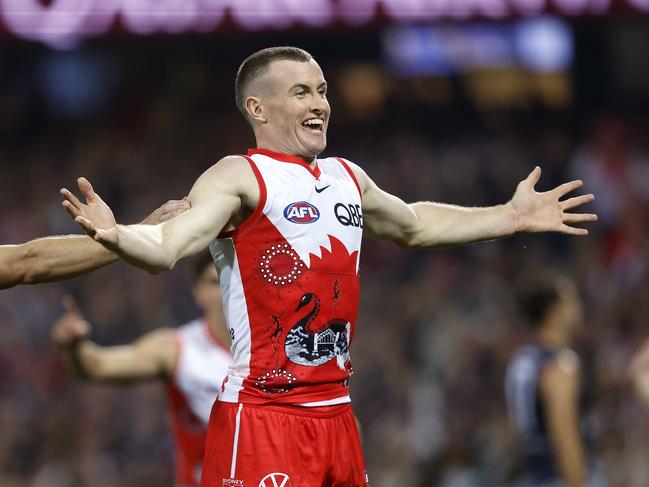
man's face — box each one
[255,59,330,160]
[556,280,583,336]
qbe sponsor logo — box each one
[258,472,291,487]
[334,203,363,228]
[283,202,320,224]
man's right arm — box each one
[61,156,255,273]
[51,303,177,382]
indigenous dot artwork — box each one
[260,244,304,286]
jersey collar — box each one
[247,148,321,179]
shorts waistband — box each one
[218,401,352,419]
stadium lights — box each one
[1,0,647,49]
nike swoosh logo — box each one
[315,184,331,193]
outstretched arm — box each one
[0,199,190,289]
[51,297,177,382]
[60,156,254,273]
[349,162,596,248]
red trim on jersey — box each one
[336,157,362,199]
[248,148,321,179]
[203,319,231,355]
[220,155,267,238]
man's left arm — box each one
[350,163,596,248]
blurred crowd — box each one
[0,41,648,487]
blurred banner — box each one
[1,0,648,48]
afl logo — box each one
[283,201,320,224]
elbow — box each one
[18,247,46,285]
[398,230,435,250]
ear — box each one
[244,96,267,124]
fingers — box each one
[141,199,191,225]
[161,199,191,219]
[563,213,598,224]
[62,294,83,318]
[560,194,595,211]
[53,318,90,345]
[60,188,83,216]
[553,179,583,197]
[51,297,91,346]
[161,199,191,213]
[524,166,542,188]
[61,200,81,220]
[559,224,589,236]
[77,177,96,202]
[74,216,98,238]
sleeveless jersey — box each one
[165,319,231,486]
[506,344,594,485]
[209,148,363,407]
[506,344,558,483]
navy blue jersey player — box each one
[505,274,602,487]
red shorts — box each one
[200,401,369,487]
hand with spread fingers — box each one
[509,166,597,236]
[60,177,119,249]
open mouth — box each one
[301,118,324,135]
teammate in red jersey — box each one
[0,199,189,289]
[51,253,230,487]
[60,47,597,487]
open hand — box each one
[510,166,597,235]
[60,177,119,248]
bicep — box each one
[161,156,251,263]
[361,178,420,245]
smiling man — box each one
[60,47,597,487]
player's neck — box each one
[537,325,570,349]
[252,136,317,166]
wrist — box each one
[504,201,521,234]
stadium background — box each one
[0,2,648,486]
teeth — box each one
[303,119,323,126]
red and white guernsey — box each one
[209,148,363,407]
[166,319,231,486]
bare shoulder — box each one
[200,155,252,182]
[541,349,581,392]
[191,155,257,199]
